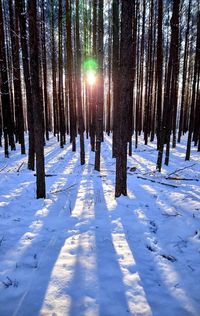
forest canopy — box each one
[0,0,199,198]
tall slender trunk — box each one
[58,0,65,148]
[41,0,49,141]
[178,0,191,143]
[112,0,119,157]
[76,0,85,165]
[66,0,76,151]
[28,0,46,198]
[157,0,180,171]
[9,0,25,154]
[51,0,58,136]
[95,0,104,171]
[115,0,133,197]
[186,11,200,160]
[18,0,35,169]
[156,0,163,150]
[0,0,15,157]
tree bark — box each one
[28,0,46,198]
[95,0,104,171]
[115,0,133,197]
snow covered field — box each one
[0,134,200,316]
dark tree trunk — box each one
[128,0,137,156]
[94,0,104,171]
[178,0,191,143]
[156,0,163,150]
[157,0,180,171]
[186,11,200,160]
[0,0,15,157]
[135,0,140,149]
[58,0,65,148]
[17,0,35,170]
[194,70,200,146]
[41,0,49,141]
[9,0,25,154]
[28,0,46,198]
[66,0,76,151]
[106,14,111,136]
[115,0,133,197]
[51,0,58,137]
[76,0,85,165]
[139,0,146,135]
[112,0,119,157]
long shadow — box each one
[93,169,155,315]
[101,142,199,315]
[67,241,87,316]
[67,212,98,315]
[0,134,68,177]
[66,148,130,316]
[66,148,99,316]
[91,162,130,315]
[0,142,80,263]
[104,133,199,177]
[0,134,36,173]
[0,144,86,316]
[116,199,196,316]
[44,141,73,172]
[103,136,156,174]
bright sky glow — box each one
[86,70,96,86]
[83,58,98,86]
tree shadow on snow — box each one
[100,141,199,316]
[1,145,85,316]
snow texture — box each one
[0,134,200,316]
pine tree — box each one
[157,0,180,171]
[66,0,76,151]
[112,0,119,157]
[186,11,200,160]
[115,0,133,197]
[18,0,35,170]
[28,0,46,198]
[76,0,85,165]
[94,0,104,171]
[0,0,15,157]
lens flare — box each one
[86,70,96,86]
[83,58,98,72]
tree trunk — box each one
[9,0,25,154]
[112,0,119,157]
[0,0,15,157]
[95,0,104,171]
[66,0,76,151]
[17,0,35,170]
[76,0,85,165]
[115,0,133,197]
[28,0,46,198]
[186,11,200,160]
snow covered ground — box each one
[0,134,200,316]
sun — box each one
[86,70,96,86]
[83,58,98,86]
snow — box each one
[0,133,200,316]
